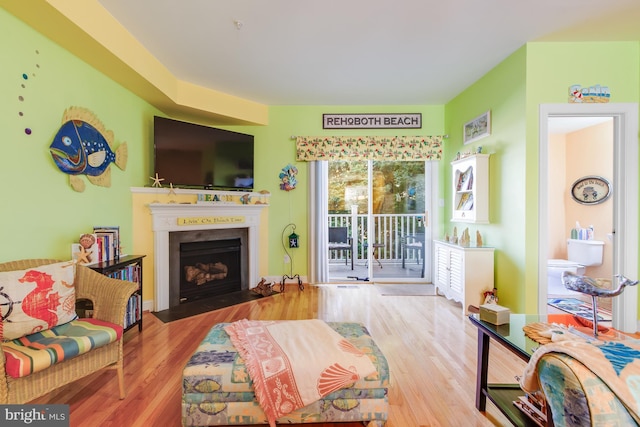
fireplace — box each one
[149,202,267,312]
[180,239,241,300]
[169,228,248,306]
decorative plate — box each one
[570,175,611,205]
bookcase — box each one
[86,255,145,332]
[451,154,490,224]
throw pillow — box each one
[0,261,78,341]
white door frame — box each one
[538,103,638,332]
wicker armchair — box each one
[0,259,137,404]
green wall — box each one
[524,41,640,312]
[443,46,528,310]
[0,8,159,261]
[444,41,640,312]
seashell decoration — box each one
[262,357,285,376]
[338,339,366,356]
[459,228,470,247]
[317,363,359,396]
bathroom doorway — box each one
[538,103,639,332]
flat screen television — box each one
[153,116,254,190]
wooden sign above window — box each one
[323,113,422,129]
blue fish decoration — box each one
[49,107,127,192]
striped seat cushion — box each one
[1,318,123,378]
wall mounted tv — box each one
[153,116,254,190]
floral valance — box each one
[296,136,443,161]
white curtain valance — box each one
[296,136,443,161]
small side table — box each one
[468,313,551,427]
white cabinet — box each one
[433,240,494,314]
[452,154,490,224]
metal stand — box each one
[589,295,600,337]
[281,223,304,291]
[281,274,303,291]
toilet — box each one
[547,239,604,296]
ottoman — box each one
[182,322,389,426]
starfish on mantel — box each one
[150,173,165,187]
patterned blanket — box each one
[224,319,377,427]
[520,337,640,424]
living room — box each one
[2,1,640,425]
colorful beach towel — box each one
[224,319,377,427]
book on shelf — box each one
[93,226,120,262]
[456,167,473,191]
[104,261,141,289]
[456,193,474,211]
[124,294,141,329]
[513,394,547,427]
[463,193,474,210]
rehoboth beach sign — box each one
[323,113,422,129]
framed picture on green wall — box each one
[463,110,491,145]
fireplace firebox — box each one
[180,238,241,302]
[169,228,249,307]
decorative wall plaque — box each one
[570,176,611,205]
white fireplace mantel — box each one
[149,203,267,311]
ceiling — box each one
[548,116,613,134]
[96,0,640,106]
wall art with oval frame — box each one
[570,175,612,205]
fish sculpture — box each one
[561,272,639,298]
[561,271,639,336]
[49,107,127,192]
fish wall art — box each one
[49,106,127,192]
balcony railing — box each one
[329,214,425,264]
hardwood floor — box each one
[31,284,528,426]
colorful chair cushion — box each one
[0,260,78,341]
[1,318,123,378]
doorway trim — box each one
[538,103,638,332]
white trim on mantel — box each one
[148,202,268,312]
[130,186,270,197]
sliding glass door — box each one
[328,160,429,282]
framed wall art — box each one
[570,175,612,205]
[463,110,491,145]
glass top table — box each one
[468,312,627,427]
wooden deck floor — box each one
[329,260,426,282]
